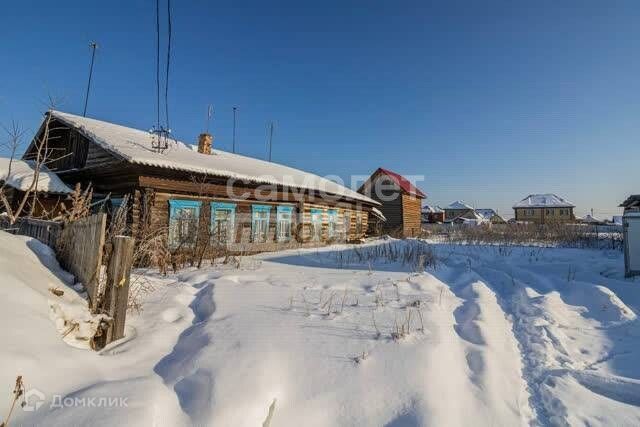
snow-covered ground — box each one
[2,231,640,426]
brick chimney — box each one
[197,133,213,155]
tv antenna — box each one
[150,0,174,153]
[83,42,98,117]
[205,104,213,133]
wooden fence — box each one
[2,217,62,247]
[4,212,135,349]
[57,213,107,308]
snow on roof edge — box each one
[48,110,379,206]
[0,158,73,194]
[513,193,575,209]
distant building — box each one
[358,168,426,237]
[443,201,474,221]
[475,208,507,224]
[582,214,605,225]
[422,205,444,224]
[620,195,640,213]
[0,157,73,219]
[512,194,575,224]
[449,210,487,225]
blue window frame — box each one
[252,205,272,242]
[210,202,236,244]
[276,205,294,242]
[168,200,202,248]
[327,209,338,238]
[310,208,323,241]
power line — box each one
[83,42,98,117]
[155,0,160,130]
[165,0,172,129]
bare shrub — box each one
[332,240,438,271]
[432,222,622,250]
[1,376,25,427]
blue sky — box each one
[2,1,639,217]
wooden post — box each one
[104,236,135,344]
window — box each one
[546,209,553,216]
[310,209,323,241]
[168,200,201,248]
[276,206,293,242]
[344,211,351,239]
[355,211,363,235]
[327,209,338,238]
[210,202,236,244]
[252,205,271,242]
[526,209,535,216]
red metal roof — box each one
[376,167,426,198]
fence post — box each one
[104,236,135,345]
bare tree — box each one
[0,112,54,224]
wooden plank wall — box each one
[57,213,107,309]
[5,217,62,247]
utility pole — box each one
[232,107,238,153]
[268,121,274,161]
[83,42,98,117]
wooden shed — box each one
[0,157,73,219]
[358,168,426,237]
[22,110,380,253]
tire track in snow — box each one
[468,261,561,427]
[462,255,638,427]
[429,263,534,425]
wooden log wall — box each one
[401,194,422,237]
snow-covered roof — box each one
[513,194,574,209]
[47,110,378,205]
[0,157,73,194]
[445,200,473,210]
[371,207,387,222]
[582,214,603,224]
[475,208,496,219]
[422,204,443,213]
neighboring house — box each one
[443,201,474,221]
[358,167,426,237]
[0,157,73,219]
[512,194,575,224]
[22,110,379,251]
[421,205,444,224]
[449,210,487,225]
[582,214,604,225]
[620,195,640,213]
[475,208,507,224]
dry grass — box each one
[423,222,623,250]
